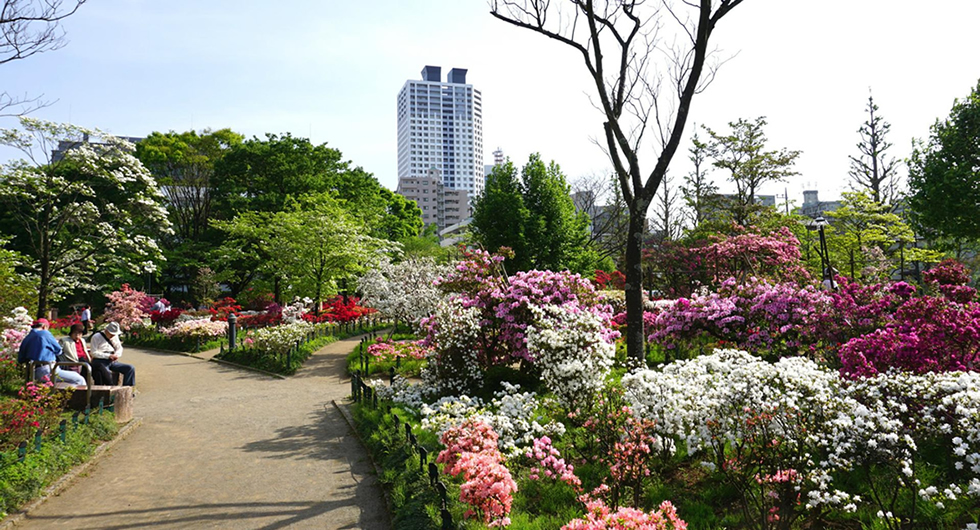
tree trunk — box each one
[625,203,648,362]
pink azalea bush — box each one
[526,436,581,490]
[437,419,517,527]
[160,318,228,339]
[1,306,32,360]
[104,284,150,331]
[563,496,687,530]
[648,277,831,359]
[366,338,431,361]
[429,248,613,366]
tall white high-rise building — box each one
[397,65,484,196]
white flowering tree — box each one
[357,256,449,330]
[0,118,172,316]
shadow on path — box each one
[240,406,355,464]
[22,497,379,530]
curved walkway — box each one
[16,337,389,530]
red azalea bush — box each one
[149,308,184,326]
[209,297,241,320]
[593,270,626,291]
[237,311,282,328]
[50,315,80,330]
[302,296,376,323]
[0,381,68,451]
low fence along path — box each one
[16,336,389,529]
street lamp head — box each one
[806,216,829,231]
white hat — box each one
[104,322,123,335]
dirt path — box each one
[16,337,389,530]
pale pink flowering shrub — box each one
[526,436,581,490]
[1,306,32,360]
[437,419,517,527]
[160,318,228,339]
[366,338,431,361]
[562,498,687,530]
[104,283,151,331]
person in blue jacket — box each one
[18,318,87,387]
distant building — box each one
[396,168,470,232]
[51,133,144,162]
[799,190,841,218]
[396,65,484,197]
[484,147,504,177]
[702,193,777,222]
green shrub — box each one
[0,411,118,517]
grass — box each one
[0,410,118,518]
[216,335,337,375]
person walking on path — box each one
[90,322,136,387]
[18,318,88,387]
[80,305,92,334]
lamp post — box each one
[806,216,834,290]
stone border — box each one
[332,399,396,521]
[0,417,143,530]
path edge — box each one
[332,399,396,525]
[0,417,143,530]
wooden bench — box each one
[27,361,133,423]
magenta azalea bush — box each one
[840,295,980,377]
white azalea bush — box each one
[623,349,980,529]
[526,304,616,409]
[417,383,565,458]
[419,298,484,395]
[249,321,314,355]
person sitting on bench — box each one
[60,323,109,385]
[18,318,87,387]
[90,322,136,387]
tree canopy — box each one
[908,80,980,251]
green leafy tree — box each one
[473,155,596,273]
[0,239,37,314]
[212,133,421,240]
[908,80,980,253]
[472,159,530,269]
[849,92,900,207]
[705,117,801,226]
[214,194,388,311]
[824,191,915,281]
[520,154,596,273]
[135,128,243,294]
[0,118,171,316]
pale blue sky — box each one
[3,1,979,206]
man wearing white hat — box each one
[89,322,136,387]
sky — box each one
[3,0,979,208]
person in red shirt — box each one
[59,323,109,384]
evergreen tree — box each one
[472,160,530,270]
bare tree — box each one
[1,0,86,116]
[571,171,629,264]
[490,0,746,360]
[849,91,900,207]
